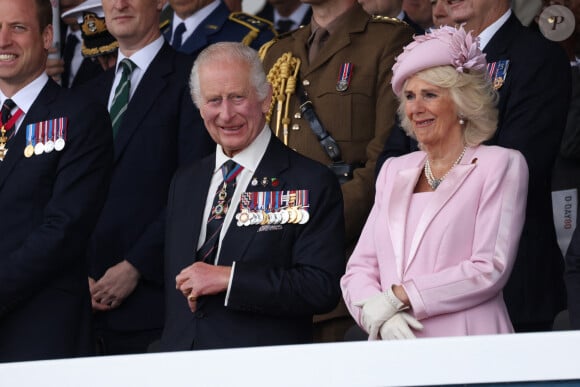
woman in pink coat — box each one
[341,26,529,340]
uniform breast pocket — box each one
[313,73,374,142]
[242,223,295,264]
[13,151,59,198]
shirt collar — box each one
[273,3,311,26]
[0,73,49,115]
[116,35,164,75]
[173,0,220,35]
[310,2,356,37]
[478,9,511,50]
[215,125,271,174]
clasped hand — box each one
[175,262,232,313]
[354,287,407,340]
[379,312,423,340]
[89,260,140,311]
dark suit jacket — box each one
[159,133,345,350]
[83,42,213,334]
[402,11,424,35]
[70,58,104,88]
[163,1,276,58]
[376,14,571,327]
[0,80,113,362]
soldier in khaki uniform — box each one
[260,0,413,341]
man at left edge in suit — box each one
[0,0,113,362]
[158,42,345,350]
[83,0,213,355]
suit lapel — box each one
[218,136,290,266]
[113,43,174,162]
[0,80,58,190]
[179,157,215,270]
[387,159,422,280]
[483,14,519,143]
[483,13,518,62]
[405,148,478,273]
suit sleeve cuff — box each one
[402,279,427,320]
[224,261,236,306]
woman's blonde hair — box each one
[398,65,499,147]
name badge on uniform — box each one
[336,62,353,92]
[487,60,510,90]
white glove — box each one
[354,287,407,340]
[379,312,423,340]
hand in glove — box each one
[380,312,423,340]
[354,287,407,340]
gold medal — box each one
[0,129,7,160]
[287,207,297,223]
[260,211,269,225]
[24,144,34,158]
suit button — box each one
[195,311,206,318]
[302,79,310,86]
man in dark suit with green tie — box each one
[83,0,213,355]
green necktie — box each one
[110,58,136,137]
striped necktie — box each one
[1,99,15,127]
[110,58,137,137]
[196,160,243,263]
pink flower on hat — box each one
[447,26,486,72]
[391,25,487,95]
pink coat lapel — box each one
[388,165,421,279]
[388,147,479,276]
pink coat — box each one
[341,145,529,337]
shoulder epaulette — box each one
[159,18,170,32]
[229,12,277,46]
[258,38,277,61]
[371,15,406,25]
[229,12,274,30]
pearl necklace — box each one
[424,146,467,190]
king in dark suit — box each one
[82,0,213,355]
[158,42,345,351]
[0,0,113,362]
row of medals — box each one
[24,138,65,158]
[236,206,310,227]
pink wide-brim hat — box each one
[391,25,487,96]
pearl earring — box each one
[459,115,466,125]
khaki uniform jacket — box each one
[262,4,413,244]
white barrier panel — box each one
[1,331,580,386]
